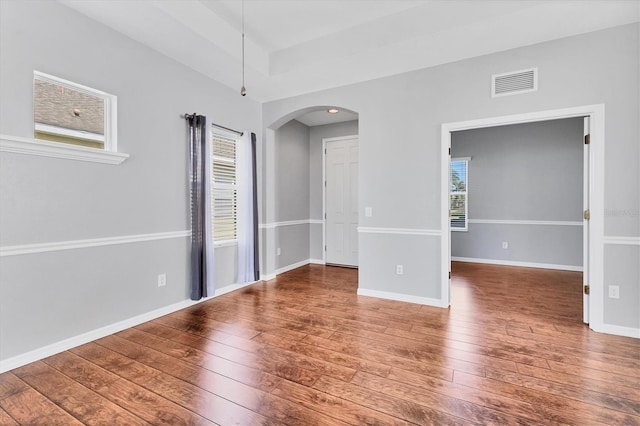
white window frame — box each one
[0,72,127,165]
[450,157,469,232]
[211,130,239,246]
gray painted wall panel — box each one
[603,244,640,329]
[276,224,311,269]
[0,238,190,360]
[453,224,583,267]
[275,120,310,222]
[359,233,441,299]
[273,120,310,269]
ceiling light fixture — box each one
[240,0,246,97]
[327,108,339,114]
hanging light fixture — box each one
[240,0,247,96]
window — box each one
[34,71,117,151]
[1,72,126,164]
[212,132,238,243]
[450,158,468,231]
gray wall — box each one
[274,120,310,268]
[309,120,359,261]
[451,118,584,268]
[0,1,261,361]
[262,24,640,329]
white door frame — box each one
[323,135,359,265]
[440,104,605,332]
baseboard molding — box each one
[357,288,446,308]
[0,280,260,373]
[451,256,583,272]
[276,259,312,275]
[214,280,259,297]
[261,258,325,281]
[0,298,199,373]
[593,323,640,339]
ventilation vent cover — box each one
[492,68,538,97]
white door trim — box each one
[323,135,359,266]
[441,104,605,333]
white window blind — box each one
[212,134,237,242]
[450,159,468,231]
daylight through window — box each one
[450,159,468,231]
[212,133,238,242]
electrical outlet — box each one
[365,207,373,217]
[157,273,166,287]
[396,265,404,275]
[608,285,620,299]
[502,242,509,249]
[277,248,281,256]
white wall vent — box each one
[492,68,538,97]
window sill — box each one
[0,134,129,165]
[451,227,468,232]
[214,240,238,248]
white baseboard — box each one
[0,298,197,373]
[276,259,312,275]
[451,256,583,272]
[214,280,259,297]
[357,288,447,308]
[0,281,260,373]
[593,323,640,339]
[260,258,325,281]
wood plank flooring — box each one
[1,262,639,425]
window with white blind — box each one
[450,158,468,231]
[212,133,238,243]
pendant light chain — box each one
[240,0,246,96]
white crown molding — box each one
[357,227,441,237]
[451,257,583,272]
[0,134,129,165]
[603,236,640,246]
[0,230,191,257]
[468,219,583,226]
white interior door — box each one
[583,117,590,324]
[325,137,359,266]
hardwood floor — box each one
[1,263,639,425]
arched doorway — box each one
[260,106,359,279]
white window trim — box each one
[35,123,105,143]
[214,240,238,248]
[28,71,125,164]
[0,134,129,165]
[450,157,469,232]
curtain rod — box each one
[183,113,243,136]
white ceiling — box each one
[61,0,639,108]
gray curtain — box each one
[186,113,211,300]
